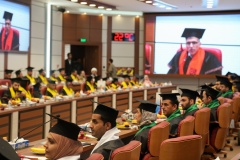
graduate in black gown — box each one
[132,100,158,159]
[216,75,233,99]
[159,93,182,137]
[179,88,200,119]
[89,104,124,160]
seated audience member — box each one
[121,75,132,89]
[49,70,58,83]
[214,79,221,92]
[33,82,42,98]
[15,69,23,78]
[2,78,22,103]
[133,100,158,159]
[130,75,141,86]
[85,76,97,92]
[233,81,240,93]
[225,71,238,82]
[61,79,74,96]
[216,75,233,98]
[180,88,200,118]
[126,67,134,76]
[46,80,58,97]
[79,70,86,84]
[19,78,33,100]
[111,78,120,89]
[25,66,36,85]
[200,85,220,122]
[89,104,124,160]
[38,69,48,85]
[117,67,127,76]
[142,75,153,87]
[159,93,182,137]
[4,69,13,79]
[104,77,113,90]
[57,68,67,83]
[70,69,79,82]
[91,67,99,80]
[44,114,83,160]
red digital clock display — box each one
[112,33,135,42]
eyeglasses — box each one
[186,41,199,45]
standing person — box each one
[0,11,19,51]
[4,69,13,79]
[65,53,73,76]
[107,58,117,78]
[25,66,36,85]
[168,28,222,75]
[179,88,200,119]
[159,93,182,137]
[89,104,124,160]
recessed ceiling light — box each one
[80,2,87,5]
[89,4,96,7]
[152,3,159,6]
[66,10,70,13]
[159,5,165,8]
[71,0,78,2]
[98,6,104,9]
[136,15,139,18]
[118,14,121,17]
[166,7,172,10]
[145,1,152,3]
[100,14,103,16]
[82,12,87,15]
[106,8,112,11]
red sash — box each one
[179,48,205,75]
[1,27,13,50]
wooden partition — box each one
[116,92,129,116]
[0,113,11,139]
[76,97,93,124]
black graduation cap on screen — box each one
[92,101,119,122]
[3,11,13,21]
[136,99,157,113]
[26,66,34,71]
[159,93,180,102]
[4,69,13,74]
[38,69,44,73]
[216,75,232,88]
[181,28,205,39]
[48,79,56,84]
[58,68,65,72]
[0,137,20,160]
[180,88,200,100]
[200,85,219,98]
[15,70,21,76]
[47,113,80,141]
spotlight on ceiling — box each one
[202,0,218,8]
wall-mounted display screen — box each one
[145,14,240,75]
[0,0,30,52]
[112,33,135,42]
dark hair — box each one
[205,90,217,100]
[169,99,179,109]
[109,59,113,63]
[71,69,77,73]
[67,53,71,57]
[100,115,116,129]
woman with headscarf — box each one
[44,115,83,160]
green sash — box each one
[167,109,181,122]
[221,90,233,98]
[204,99,219,109]
[134,121,156,137]
[184,104,198,115]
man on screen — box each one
[167,28,222,75]
[0,11,19,51]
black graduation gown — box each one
[182,108,199,119]
[46,90,54,97]
[132,127,151,160]
[92,139,124,160]
[168,116,182,137]
[168,50,222,75]
[2,89,23,103]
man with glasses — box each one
[167,28,222,75]
[0,11,19,51]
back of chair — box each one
[56,85,63,94]
[159,135,202,160]
[111,140,141,160]
[0,79,11,86]
[86,153,104,160]
[232,96,240,126]
[177,116,195,137]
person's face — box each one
[6,73,11,78]
[12,82,20,90]
[91,78,95,84]
[72,71,77,76]
[201,91,211,105]
[215,81,221,91]
[5,19,11,32]
[44,133,58,159]
[91,70,97,75]
[134,108,142,123]
[144,75,149,81]
[27,84,33,90]
[161,99,177,117]
[80,71,85,76]
[89,114,110,139]
[220,84,228,93]
[18,72,23,78]
[67,83,73,89]
[60,70,65,76]
[124,78,130,83]
[41,71,46,76]
[180,96,192,110]
[68,54,72,59]
[28,71,32,76]
[233,84,239,92]
[51,73,55,77]
[186,37,201,56]
[49,84,56,90]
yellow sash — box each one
[111,83,117,89]
[71,74,78,81]
[39,75,48,84]
[26,75,36,84]
[121,81,132,88]
[86,81,95,91]
[63,86,74,95]
[19,87,32,100]
[50,76,58,82]
[47,88,58,97]
[10,87,21,102]
[58,75,66,82]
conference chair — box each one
[56,85,63,94]
[110,140,141,160]
[177,115,195,137]
[159,135,202,160]
[86,153,104,160]
[142,121,170,160]
[194,107,211,155]
[0,79,12,87]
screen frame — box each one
[144,10,240,78]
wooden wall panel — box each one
[51,102,71,126]
[144,15,155,42]
[76,98,93,124]
[0,114,11,139]
[98,95,112,107]
[77,15,90,28]
[63,14,77,28]
[63,28,77,41]
[160,86,177,93]
[89,29,102,42]
[116,92,129,116]
[90,16,102,29]
[132,90,144,99]
[147,88,158,103]
[76,28,90,40]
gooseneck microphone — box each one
[15,114,60,143]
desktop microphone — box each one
[15,114,60,143]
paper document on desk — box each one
[21,156,47,160]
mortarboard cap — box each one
[66,78,73,83]
[38,69,44,73]
[159,93,180,102]
[10,78,21,83]
[87,76,94,82]
[112,78,118,83]
[216,75,232,89]
[136,99,157,113]
[181,28,205,39]
[3,11,13,21]
[0,137,20,160]
[26,66,34,71]
[225,72,233,77]
[58,68,65,72]
[4,69,13,74]
[122,75,130,79]
[180,88,200,100]
[48,80,56,84]
[20,78,30,87]
[50,70,55,75]
[47,113,80,141]
[102,77,108,81]
[201,85,219,98]
[15,70,21,76]
[93,104,119,122]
